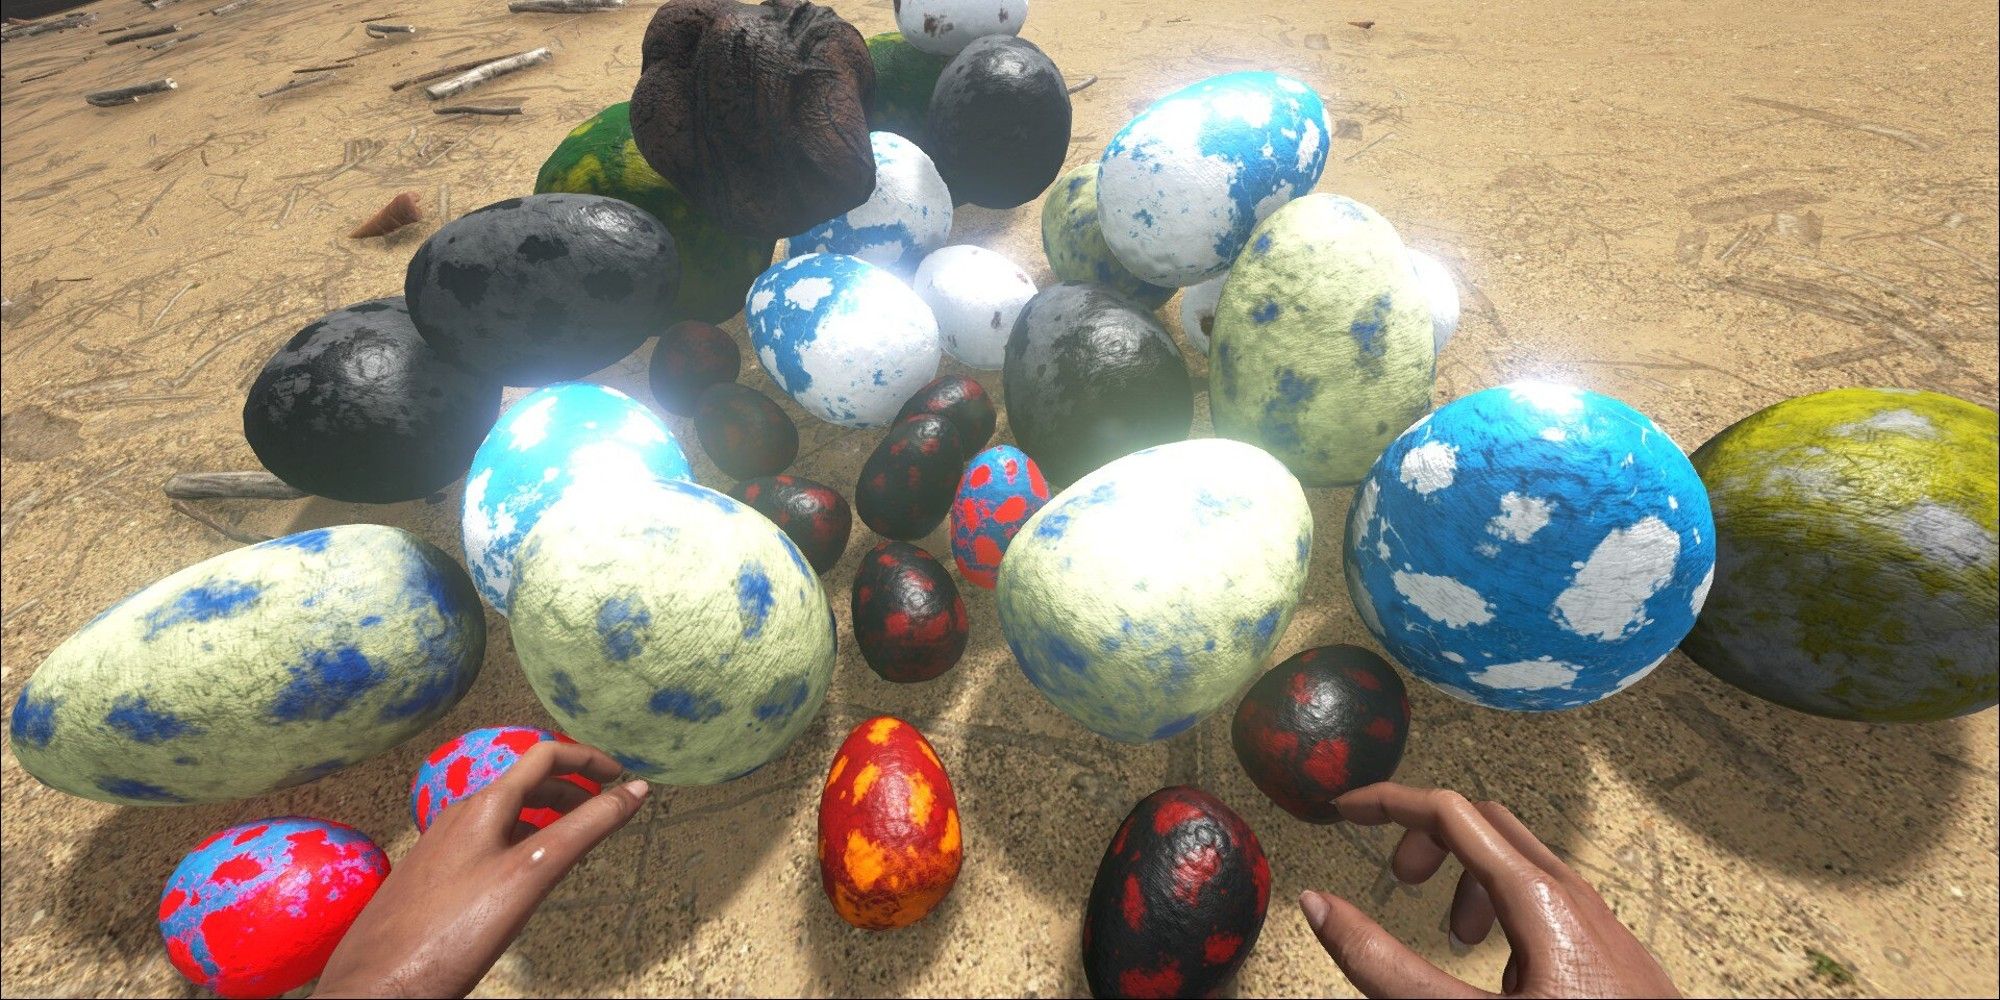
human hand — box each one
[313,741,651,999]
[1298,783,1678,999]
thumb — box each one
[1300,891,1493,1000]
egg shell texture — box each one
[895,0,1026,56]
[1406,248,1461,352]
[818,716,964,928]
[1041,163,1176,310]
[997,439,1313,743]
[1083,786,1270,999]
[731,475,853,575]
[789,131,952,277]
[1098,72,1330,287]
[510,479,836,784]
[159,817,388,999]
[1177,272,1225,356]
[851,542,970,683]
[1230,645,1409,823]
[857,414,966,541]
[404,193,679,387]
[1343,383,1717,712]
[1211,193,1436,487]
[912,245,1038,370]
[1003,282,1193,488]
[649,319,742,416]
[696,383,801,480]
[894,373,997,453]
[461,382,693,615]
[411,726,600,831]
[243,296,501,504]
[926,35,1070,209]
[950,444,1050,588]
[10,525,484,806]
[1682,388,1997,722]
[747,252,942,428]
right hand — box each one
[1298,782,1679,999]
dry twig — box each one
[424,46,549,100]
[86,78,177,106]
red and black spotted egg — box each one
[731,474,853,575]
[895,373,997,453]
[1084,786,1270,1000]
[950,444,1050,589]
[649,319,741,416]
[851,541,969,683]
[694,382,799,480]
[1231,645,1410,823]
[856,413,966,540]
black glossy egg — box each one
[650,319,741,416]
[1083,786,1270,999]
[894,373,997,453]
[856,413,965,540]
[730,474,852,575]
[926,36,1071,209]
[851,541,968,683]
[694,382,798,480]
[243,296,501,503]
[1231,645,1410,823]
[405,193,679,387]
[1003,282,1193,487]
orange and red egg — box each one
[817,716,964,929]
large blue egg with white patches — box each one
[788,132,952,278]
[1343,383,1716,712]
[462,382,692,614]
[746,252,941,428]
[1098,72,1330,288]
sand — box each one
[2,0,1997,996]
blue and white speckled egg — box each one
[746,253,941,428]
[1097,72,1330,287]
[788,132,952,278]
[1177,270,1226,355]
[911,244,1037,369]
[1407,249,1461,352]
[1343,383,1716,711]
[461,382,692,614]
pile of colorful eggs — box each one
[6,0,1995,997]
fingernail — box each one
[625,779,651,801]
[1299,891,1331,934]
[1448,931,1471,956]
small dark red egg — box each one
[730,474,852,575]
[894,373,996,452]
[856,413,965,540]
[649,319,742,416]
[851,541,968,683]
[694,382,798,480]
[1230,645,1410,823]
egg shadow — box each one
[1586,654,1978,884]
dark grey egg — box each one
[926,35,1070,209]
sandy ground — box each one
[2,0,1997,997]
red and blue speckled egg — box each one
[1230,645,1410,823]
[730,475,854,575]
[410,725,602,831]
[950,445,1050,589]
[158,817,389,999]
[851,542,969,683]
[1083,786,1270,999]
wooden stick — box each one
[424,46,549,100]
[359,11,402,21]
[1065,75,1097,95]
[207,0,251,14]
[258,72,333,98]
[106,24,177,44]
[144,30,200,50]
[165,471,306,501]
[364,22,414,36]
[435,103,522,115]
[3,11,97,38]
[293,62,353,73]
[508,0,625,12]
[143,0,187,10]
[389,54,498,91]
[86,78,177,106]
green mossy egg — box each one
[535,101,774,324]
[1209,193,1435,486]
[1683,388,1998,722]
[1040,162,1176,311]
[865,32,949,149]
[510,479,836,783]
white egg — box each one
[895,0,1028,57]
[745,253,941,428]
[911,245,1038,369]
[788,132,952,278]
[1406,248,1462,352]
[1177,271,1227,356]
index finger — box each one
[1336,783,1568,953]
[490,740,626,799]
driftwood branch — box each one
[390,54,498,91]
[258,71,334,98]
[106,24,177,45]
[207,0,251,14]
[435,103,522,116]
[143,0,187,10]
[508,0,625,12]
[86,78,177,106]
[364,22,414,37]
[2,11,97,39]
[1065,75,1097,95]
[164,471,306,501]
[143,30,200,51]
[424,46,549,100]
